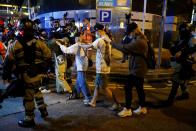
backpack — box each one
[122,35,132,45]
[103,39,111,66]
[132,42,156,69]
[146,43,156,69]
[179,58,195,80]
[78,46,93,68]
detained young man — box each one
[80,23,117,108]
[57,37,92,105]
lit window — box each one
[120,21,124,28]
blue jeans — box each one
[76,71,91,100]
[94,73,108,89]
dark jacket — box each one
[48,39,64,56]
[113,34,148,78]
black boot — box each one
[18,119,35,127]
[68,90,79,100]
[165,81,179,106]
[40,108,49,118]
[0,92,4,103]
[176,92,189,100]
[0,97,3,103]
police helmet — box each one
[178,22,191,39]
[17,18,34,31]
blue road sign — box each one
[99,10,112,23]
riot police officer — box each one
[2,18,52,127]
[166,22,196,105]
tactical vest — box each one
[13,39,49,77]
[81,25,93,44]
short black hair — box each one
[126,22,138,34]
[70,19,75,23]
[83,18,90,22]
[94,23,104,31]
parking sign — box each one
[99,10,112,23]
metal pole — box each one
[191,5,195,24]
[157,0,168,69]
[142,0,147,33]
[96,0,98,22]
[129,0,133,23]
[130,0,132,13]
[28,0,31,19]
[6,0,9,14]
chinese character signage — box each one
[98,0,113,7]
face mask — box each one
[128,35,133,39]
[95,33,99,39]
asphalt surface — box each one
[0,79,196,131]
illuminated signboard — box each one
[99,9,112,23]
[98,0,113,7]
[117,0,127,6]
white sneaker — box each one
[118,107,132,117]
[133,106,147,115]
[83,99,90,105]
[41,89,51,94]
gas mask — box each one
[179,23,191,40]
[23,28,34,40]
[17,18,35,42]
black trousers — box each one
[168,80,187,102]
[124,75,145,109]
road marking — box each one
[189,80,196,84]
[72,79,195,91]
[86,82,171,90]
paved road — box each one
[0,79,196,131]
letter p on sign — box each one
[99,10,112,23]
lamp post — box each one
[142,0,147,33]
[28,0,31,19]
[157,0,168,69]
[125,0,133,25]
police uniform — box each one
[167,23,196,105]
[3,38,51,126]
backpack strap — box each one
[77,46,88,66]
[99,38,111,66]
[80,46,88,57]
